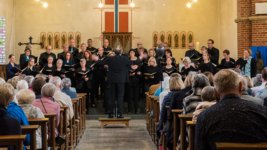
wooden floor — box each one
[76,119,157,150]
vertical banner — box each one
[115,0,119,32]
[105,12,115,32]
[0,17,6,64]
[119,12,129,32]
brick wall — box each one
[237,0,267,58]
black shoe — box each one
[117,115,124,118]
[108,114,114,118]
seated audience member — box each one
[220,49,235,69]
[252,68,267,96]
[33,83,61,131]
[157,73,185,150]
[192,86,217,122]
[243,75,254,96]
[0,77,5,84]
[256,83,267,100]
[0,83,22,150]
[6,83,30,146]
[203,71,214,86]
[24,75,34,90]
[32,77,46,99]
[183,74,210,114]
[61,78,77,99]
[159,76,171,111]
[49,76,74,123]
[16,80,29,92]
[195,69,267,150]
[240,76,263,105]
[154,73,169,96]
[253,74,262,87]
[17,89,44,149]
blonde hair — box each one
[148,57,157,67]
[0,83,15,106]
[244,49,252,56]
[183,57,191,64]
[16,89,36,104]
[184,71,197,87]
[169,73,185,91]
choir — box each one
[6,38,257,116]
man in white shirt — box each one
[251,68,267,96]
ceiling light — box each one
[192,0,198,3]
[42,1,48,8]
[186,2,192,8]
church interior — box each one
[0,0,267,150]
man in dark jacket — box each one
[68,39,79,63]
[39,45,56,67]
[195,69,267,150]
[102,47,130,118]
[207,39,219,65]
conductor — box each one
[103,46,130,118]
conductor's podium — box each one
[99,117,131,128]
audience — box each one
[192,86,217,122]
[240,76,263,105]
[195,69,267,150]
[17,89,44,149]
[24,75,34,90]
[158,76,170,111]
[61,78,77,99]
[49,76,74,123]
[33,83,61,133]
[252,68,267,96]
[183,74,210,114]
[0,83,22,150]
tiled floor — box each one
[76,120,157,150]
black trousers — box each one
[107,83,125,115]
[128,79,139,113]
[93,76,106,99]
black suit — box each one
[102,54,130,115]
[185,49,201,61]
[69,46,79,63]
[207,47,220,65]
[57,52,67,61]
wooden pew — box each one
[0,135,26,150]
[59,106,69,150]
[153,97,160,145]
[186,121,196,150]
[178,114,193,150]
[72,99,79,146]
[172,109,183,150]
[44,114,57,150]
[28,118,49,150]
[77,93,87,133]
[145,92,151,133]
[21,125,39,150]
[216,142,267,150]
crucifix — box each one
[18,36,43,47]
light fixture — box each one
[192,0,198,3]
[98,2,104,8]
[186,2,192,8]
[35,0,41,2]
[42,1,48,8]
[130,2,135,8]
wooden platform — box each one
[99,117,131,128]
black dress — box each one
[143,65,163,91]
[220,58,236,69]
[76,67,94,108]
[21,66,39,76]
[41,65,55,76]
[163,66,177,76]
[180,66,196,80]
[198,62,216,74]
[128,58,142,113]
[53,68,67,79]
